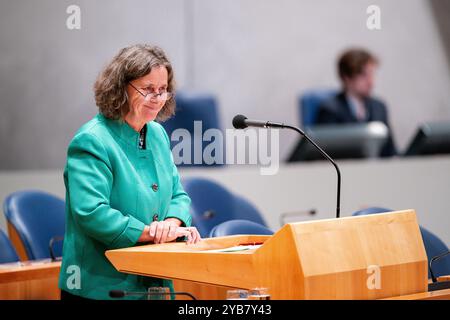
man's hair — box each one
[337,48,378,81]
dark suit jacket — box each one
[316,91,397,157]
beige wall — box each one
[0,0,449,169]
[1,156,449,246]
[190,0,450,159]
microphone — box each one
[109,290,197,300]
[232,114,342,218]
[232,114,284,129]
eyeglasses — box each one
[129,82,173,101]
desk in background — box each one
[0,260,60,300]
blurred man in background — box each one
[316,48,397,157]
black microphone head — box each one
[109,290,126,298]
[232,114,248,129]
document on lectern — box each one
[203,244,262,253]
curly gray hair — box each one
[94,44,176,121]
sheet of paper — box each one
[204,244,262,253]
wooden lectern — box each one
[106,210,428,299]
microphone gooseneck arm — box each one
[109,290,197,300]
[232,115,341,219]
[281,124,341,219]
[430,251,450,283]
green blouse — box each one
[58,113,192,299]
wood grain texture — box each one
[383,288,450,300]
[173,280,231,300]
[1,225,60,299]
[437,275,450,282]
[0,261,61,300]
[291,210,428,299]
[106,210,428,300]
[7,223,29,261]
[107,235,269,289]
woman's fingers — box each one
[186,229,194,245]
[168,223,177,239]
[149,221,158,239]
[175,227,191,238]
[191,227,201,244]
[185,227,201,245]
[192,227,201,244]
[154,222,164,244]
[159,222,170,244]
[149,224,202,244]
[151,221,182,244]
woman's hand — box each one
[138,219,202,245]
[149,220,186,244]
[180,226,201,245]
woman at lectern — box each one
[58,44,201,300]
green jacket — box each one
[58,113,192,300]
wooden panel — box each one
[383,288,450,300]
[0,278,60,300]
[0,260,230,300]
[289,210,428,299]
[253,225,305,299]
[0,261,61,300]
[173,280,231,300]
[106,210,428,300]
[106,235,269,289]
[437,275,450,282]
[0,261,61,283]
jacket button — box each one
[152,214,159,222]
[151,183,158,192]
